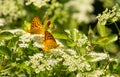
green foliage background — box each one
[0,0,120,77]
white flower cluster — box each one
[77,34,90,47]
[65,29,91,51]
[25,53,45,73]
[26,0,50,8]
[0,0,26,23]
[73,29,91,51]
[25,48,91,74]
[76,69,114,77]
[31,34,44,48]
[65,0,95,23]
[65,49,77,55]
[62,52,91,72]
[19,33,44,48]
[105,74,116,77]
[19,33,31,48]
[97,4,120,25]
[25,52,60,73]
[86,69,104,77]
[88,52,108,62]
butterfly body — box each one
[30,17,44,34]
[43,31,59,50]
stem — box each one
[0,66,14,73]
[104,58,110,70]
[114,22,120,35]
[103,46,110,70]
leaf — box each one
[36,73,45,77]
[97,22,106,37]
[116,57,120,64]
[105,34,118,45]
[22,21,31,32]
[106,43,119,53]
[0,46,11,57]
[70,29,80,42]
[0,32,14,40]
[19,63,33,77]
[66,39,75,47]
[52,31,68,39]
[94,34,118,46]
[7,36,19,51]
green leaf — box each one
[85,55,93,61]
[0,46,11,57]
[7,36,19,51]
[116,57,120,64]
[36,73,45,77]
[97,22,106,37]
[0,32,14,40]
[70,29,80,42]
[66,39,75,47]
[105,34,118,45]
[94,34,118,46]
[52,31,68,39]
[20,63,33,77]
[106,43,119,53]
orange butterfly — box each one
[30,17,45,34]
[43,31,59,50]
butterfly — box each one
[43,31,59,50]
[30,17,45,34]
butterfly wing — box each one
[43,31,59,50]
[30,17,44,34]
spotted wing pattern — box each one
[43,31,59,50]
[30,17,44,34]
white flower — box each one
[76,69,104,77]
[25,61,30,66]
[26,0,50,8]
[0,0,26,23]
[88,69,104,77]
[88,52,108,62]
[76,72,83,77]
[19,33,31,48]
[56,40,64,47]
[66,49,76,55]
[78,61,91,71]
[62,51,91,72]
[31,34,44,48]
[97,4,120,24]
[35,64,45,73]
[77,34,88,47]
[33,42,44,48]
[65,29,70,34]
[19,43,29,48]
[25,53,57,73]
[76,33,91,51]
[31,53,44,59]
[0,18,5,26]
[19,33,31,43]
[31,34,44,42]
[47,59,58,66]
[105,74,115,77]
[64,0,94,23]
